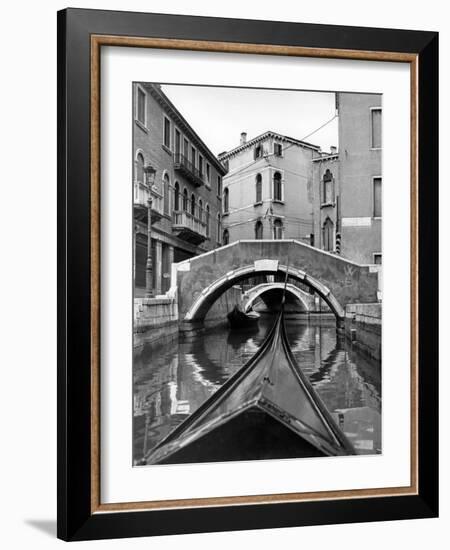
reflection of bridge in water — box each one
[133,318,382,463]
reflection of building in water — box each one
[133,319,382,464]
[334,406,381,454]
[133,352,181,461]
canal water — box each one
[133,315,381,465]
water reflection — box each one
[133,315,381,464]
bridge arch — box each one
[184,261,345,322]
[243,283,312,313]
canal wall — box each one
[134,297,178,348]
[134,286,244,344]
[344,303,381,361]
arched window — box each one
[136,153,145,184]
[183,188,188,211]
[273,172,283,201]
[163,173,170,214]
[255,220,263,239]
[223,229,229,245]
[191,193,196,217]
[223,187,229,213]
[174,182,180,211]
[217,213,221,244]
[323,169,334,204]
[273,218,283,240]
[255,174,262,203]
[206,205,210,236]
[198,199,203,222]
[323,217,334,251]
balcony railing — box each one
[133,181,164,221]
[172,210,207,244]
[173,153,204,187]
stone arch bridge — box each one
[170,240,379,331]
[242,283,315,313]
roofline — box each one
[143,84,227,176]
[218,131,321,160]
[312,153,339,162]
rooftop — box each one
[142,83,227,176]
[218,130,321,161]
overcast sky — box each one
[160,84,339,156]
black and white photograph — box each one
[132,83,382,466]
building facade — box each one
[312,93,382,265]
[218,131,320,245]
[133,83,227,296]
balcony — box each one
[133,181,164,223]
[172,210,207,245]
[173,153,205,187]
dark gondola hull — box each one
[227,305,260,329]
[145,312,355,465]
[156,406,327,464]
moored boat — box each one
[227,304,260,329]
[144,310,355,465]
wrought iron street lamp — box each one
[144,164,157,298]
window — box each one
[373,177,382,217]
[136,87,146,125]
[191,146,196,167]
[254,144,263,159]
[191,194,196,217]
[274,143,283,156]
[206,163,211,184]
[255,174,262,203]
[322,169,334,204]
[206,205,210,237]
[273,172,283,201]
[183,188,188,211]
[223,229,229,245]
[217,175,222,196]
[174,182,180,211]
[217,214,221,244]
[255,220,263,239]
[323,217,334,251]
[163,173,170,214]
[373,253,382,265]
[183,138,189,159]
[136,152,145,184]
[163,117,171,148]
[371,108,382,149]
[223,187,229,213]
[198,199,203,222]
[175,129,181,155]
[199,155,203,176]
[273,218,283,240]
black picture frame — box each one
[57,8,438,541]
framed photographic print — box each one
[57,8,438,541]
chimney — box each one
[330,146,337,155]
[240,132,247,145]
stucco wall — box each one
[338,92,382,264]
[221,136,316,243]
